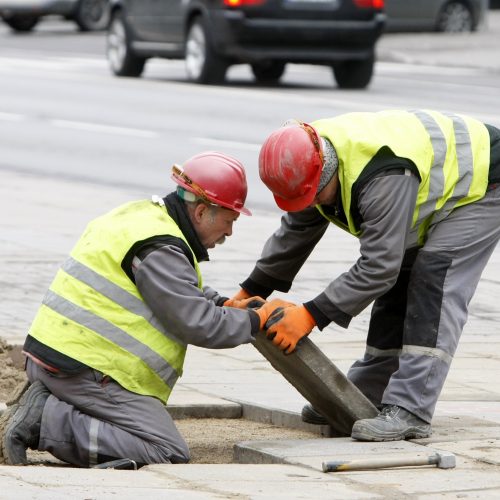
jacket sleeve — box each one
[134,245,259,348]
[309,172,419,329]
[241,207,330,297]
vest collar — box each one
[163,193,209,262]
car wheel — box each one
[2,14,39,32]
[106,10,145,77]
[251,62,286,84]
[436,1,473,32]
[185,17,228,85]
[332,57,374,89]
[74,0,111,32]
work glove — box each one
[223,296,266,310]
[254,298,296,330]
[264,305,316,354]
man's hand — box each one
[265,305,316,354]
[230,288,252,301]
[254,298,296,330]
[224,296,266,310]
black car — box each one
[106,0,385,88]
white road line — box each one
[0,112,25,121]
[50,119,159,138]
[192,137,260,151]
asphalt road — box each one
[1,19,499,211]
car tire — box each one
[106,10,145,77]
[436,1,473,32]
[251,61,286,84]
[74,0,111,32]
[2,14,39,32]
[332,56,374,89]
[185,17,228,85]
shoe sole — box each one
[301,405,329,426]
[1,381,47,465]
[351,422,431,442]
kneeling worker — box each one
[0,151,287,467]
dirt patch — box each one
[0,338,318,465]
[177,418,316,464]
[0,338,27,402]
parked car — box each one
[0,0,111,32]
[384,0,488,32]
[106,0,386,88]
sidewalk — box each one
[1,160,500,497]
[377,9,500,72]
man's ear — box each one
[193,202,208,223]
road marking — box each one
[50,119,159,138]
[0,112,24,121]
[192,137,260,152]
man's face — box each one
[196,205,240,249]
[309,173,339,208]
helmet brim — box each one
[273,186,317,212]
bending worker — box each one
[0,151,286,467]
[233,110,500,442]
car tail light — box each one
[223,0,266,6]
[354,0,384,8]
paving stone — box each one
[253,331,378,436]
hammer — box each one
[322,451,456,472]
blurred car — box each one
[384,0,488,32]
[106,0,386,88]
[0,0,111,32]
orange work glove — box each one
[254,298,296,330]
[265,305,316,354]
[223,296,266,309]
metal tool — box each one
[322,451,456,472]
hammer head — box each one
[436,451,456,469]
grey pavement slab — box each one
[0,464,380,499]
[431,438,500,466]
[167,387,242,419]
[253,330,377,436]
[234,436,439,469]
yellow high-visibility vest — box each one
[29,199,202,403]
[313,110,490,243]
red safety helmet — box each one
[259,121,324,212]
[172,151,251,215]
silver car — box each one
[384,0,488,32]
[0,0,110,32]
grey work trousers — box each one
[26,358,189,467]
[348,185,500,423]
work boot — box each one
[351,404,432,442]
[301,403,329,425]
[0,380,50,465]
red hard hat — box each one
[172,151,251,215]
[259,121,324,212]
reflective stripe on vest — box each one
[61,256,185,347]
[29,199,201,403]
[312,110,490,243]
[43,289,180,389]
[411,110,476,240]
